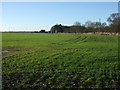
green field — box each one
[2,33,120,88]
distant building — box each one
[55,30,57,33]
[48,31,51,33]
[39,30,46,33]
[50,24,86,33]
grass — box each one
[2,33,120,89]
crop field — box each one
[2,33,120,89]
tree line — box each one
[50,13,120,34]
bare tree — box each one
[107,13,120,25]
[74,21,81,26]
